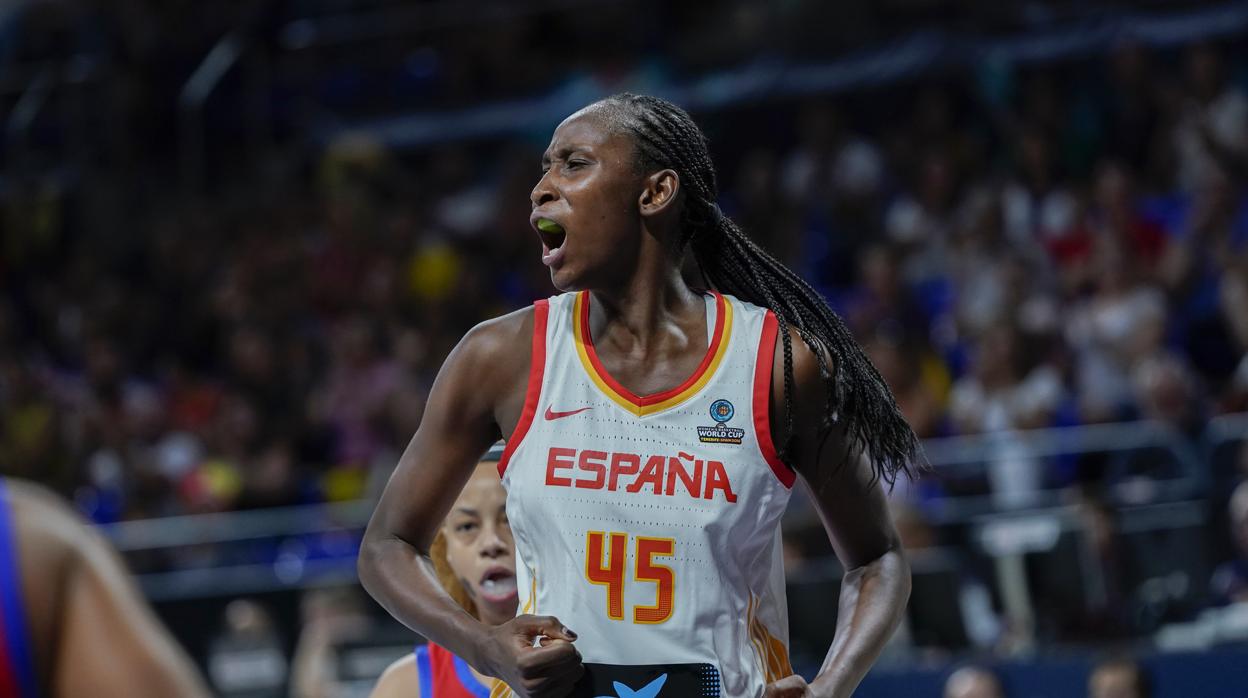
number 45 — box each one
[585,531,675,624]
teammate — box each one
[0,477,211,697]
[370,445,516,697]
[359,93,919,698]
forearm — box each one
[358,534,496,672]
[808,547,910,698]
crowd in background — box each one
[4,28,1246,522]
[2,0,1248,691]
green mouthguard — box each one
[536,219,565,235]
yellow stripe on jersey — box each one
[572,291,734,417]
[748,593,793,683]
[746,595,769,681]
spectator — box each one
[289,587,376,698]
[1171,43,1248,193]
[949,326,1064,434]
[886,149,963,284]
[1132,353,1204,434]
[1088,656,1151,698]
[1052,162,1167,288]
[1211,481,1248,606]
[863,331,947,438]
[846,243,929,343]
[944,665,1005,698]
[1065,238,1167,422]
[206,599,289,698]
[1001,128,1079,255]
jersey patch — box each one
[697,399,745,444]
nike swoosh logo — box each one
[544,406,592,420]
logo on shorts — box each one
[698,399,745,445]
[596,673,668,698]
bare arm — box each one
[357,310,583,696]
[800,453,909,698]
[766,330,911,698]
[9,481,211,698]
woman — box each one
[360,93,919,698]
[370,445,516,697]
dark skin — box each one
[358,105,910,698]
[7,479,212,698]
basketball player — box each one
[0,478,211,697]
[359,94,919,698]
[369,445,516,697]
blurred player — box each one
[369,444,514,697]
[360,94,919,697]
[0,478,210,697]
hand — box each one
[480,614,584,697]
[763,674,817,698]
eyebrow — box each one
[453,507,479,516]
[541,145,587,166]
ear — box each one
[638,169,680,219]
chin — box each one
[550,268,585,293]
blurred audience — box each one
[0,7,1243,530]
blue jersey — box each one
[0,480,37,697]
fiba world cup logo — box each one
[700,399,744,444]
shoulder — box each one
[439,304,541,397]
[6,479,86,567]
[769,321,834,403]
[7,478,143,594]
[764,321,845,471]
[453,304,541,372]
[463,304,538,352]
[370,653,421,698]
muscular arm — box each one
[358,311,527,664]
[10,481,210,698]
[358,309,582,691]
[772,330,911,698]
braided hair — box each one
[593,93,921,486]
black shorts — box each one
[572,662,721,697]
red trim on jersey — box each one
[578,291,727,406]
[427,643,489,698]
[754,311,795,488]
[498,300,549,478]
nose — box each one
[479,523,508,559]
[530,171,557,208]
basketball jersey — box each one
[413,642,502,698]
[498,291,795,698]
[0,480,37,698]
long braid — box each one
[596,93,921,486]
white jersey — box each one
[497,290,796,698]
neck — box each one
[589,232,701,355]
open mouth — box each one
[533,217,567,267]
[478,566,518,603]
